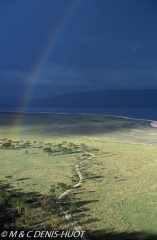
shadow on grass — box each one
[16,178,30,181]
[0,180,49,231]
[75,199,99,207]
[88,175,103,180]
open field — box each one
[0,112,157,239]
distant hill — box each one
[1,89,157,108]
[36,89,157,108]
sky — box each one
[0,0,157,99]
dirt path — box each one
[56,153,95,240]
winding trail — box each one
[56,152,95,240]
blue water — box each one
[0,107,157,121]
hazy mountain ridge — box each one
[36,89,157,108]
[1,89,157,108]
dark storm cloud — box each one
[0,0,74,67]
[0,0,157,98]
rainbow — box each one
[10,0,82,137]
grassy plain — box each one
[0,112,157,239]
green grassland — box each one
[0,112,157,239]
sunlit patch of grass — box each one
[122,194,157,233]
[1,113,157,236]
[70,142,157,234]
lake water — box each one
[0,107,157,121]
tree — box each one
[80,143,88,152]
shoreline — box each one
[0,109,156,123]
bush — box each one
[43,147,52,153]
